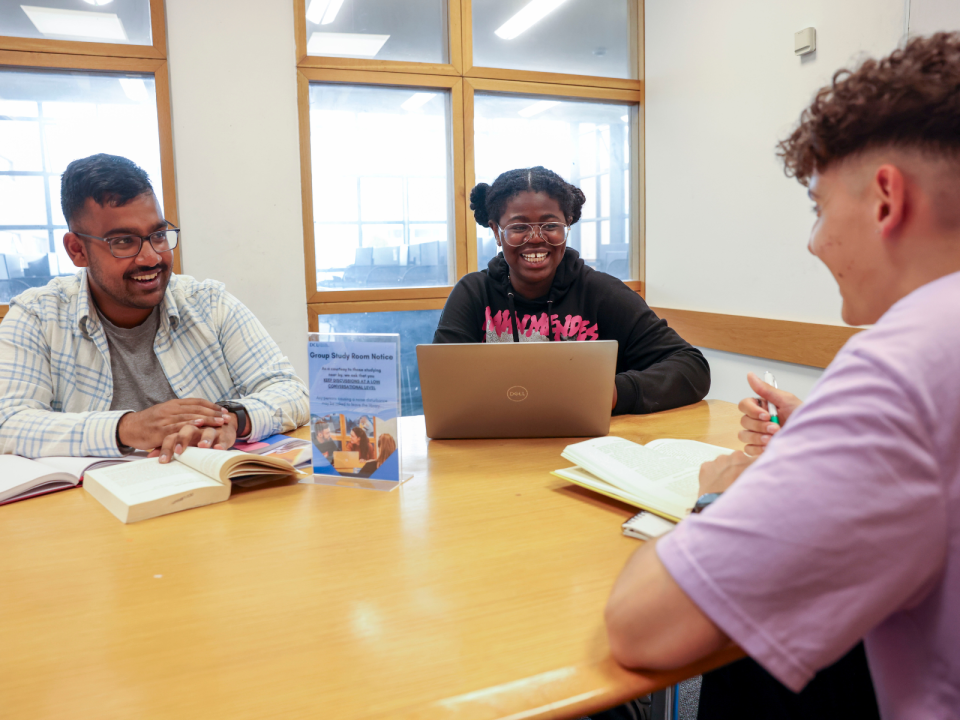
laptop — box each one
[416,341,618,439]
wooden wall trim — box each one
[651,307,861,369]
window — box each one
[309,83,454,291]
[304,0,448,64]
[473,93,633,278]
[0,2,176,316]
[299,1,642,411]
[471,0,636,79]
[0,0,154,47]
[0,69,163,303]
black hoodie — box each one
[433,249,710,415]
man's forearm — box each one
[605,538,729,670]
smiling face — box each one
[807,161,902,326]
[63,192,173,328]
[490,190,568,299]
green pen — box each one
[764,371,780,425]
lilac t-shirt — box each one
[658,271,960,720]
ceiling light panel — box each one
[20,5,127,42]
[306,0,345,25]
[495,0,569,40]
[307,32,389,57]
[400,93,437,111]
[306,0,330,24]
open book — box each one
[0,455,137,506]
[84,448,301,524]
[553,436,733,522]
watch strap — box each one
[221,402,249,438]
[692,492,722,514]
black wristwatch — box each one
[692,492,722,514]
[220,401,249,438]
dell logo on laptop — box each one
[507,386,529,402]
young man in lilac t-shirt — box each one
[604,33,960,720]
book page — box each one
[0,456,78,502]
[35,456,137,478]
[174,448,244,482]
[562,437,703,506]
[645,439,733,464]
[553,466,687,520]
[85,459,221,505]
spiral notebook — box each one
[621,510,675,541]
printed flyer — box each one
[304,333,406,490]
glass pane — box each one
[473,93,633,280]
[315,309,443,415]
[0,176,47,225]
[310,83,453,290]
[472,0,635,79]
[304,0,447,64]
[0,1,153,46]
[0,68,164,303]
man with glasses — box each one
[0,153,308,461]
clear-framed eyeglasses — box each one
[497,222,569,247]
[73,227,180,259]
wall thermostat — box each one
[795,27,816,56]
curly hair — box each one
[470,166,586,228]
[60,153,154,228]
[778,32,960,186]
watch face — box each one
[693,493,721,513]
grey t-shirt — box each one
[99,307,178,412]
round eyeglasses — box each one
[73,228,180,259]
[497,222,569,247]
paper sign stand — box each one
[301,332,412,493]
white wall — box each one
[698,348,824,404]
[910,0,960,35]
[644,0,905,325]
[164,0,309,381]
[644,0,916,403]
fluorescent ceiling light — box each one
[119,78,149,103]
[306,0,345,25]
[518,100,560,118]
[82,0,114,5]
[308,32,389,57]
[21,5,127,42]
[495,0,569,40]
[401,93,436,111]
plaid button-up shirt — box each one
[0,270,309,457]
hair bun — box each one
[568,186,586,225]
[470,183,492,226]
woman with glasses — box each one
[433,166,709,415]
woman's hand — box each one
[738,372,803,456]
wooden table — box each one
[1,400,744,720]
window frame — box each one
[296,0,645,319]
[0,0,179,319]
[0,0,168,60]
